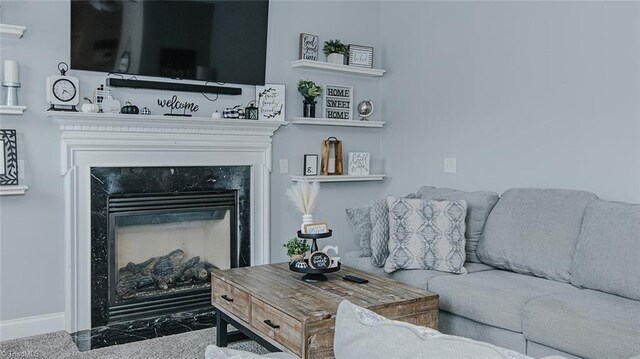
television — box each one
[71,0,269,86]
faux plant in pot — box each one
[283,237,310,262]
[297,79,322,118]
[323,39,348,65]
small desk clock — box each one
[46,62,79,111]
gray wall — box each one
[0,0,383,321]
[380,1,640,203]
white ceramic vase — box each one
[327,53,345,65]
[301,214,314,233]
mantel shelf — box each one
[0,185,29,196]
[290,175,385,183]
[46,111,287,135]
[0,105,27,115]
[0,24,26,38]
[290,117,384,128]
[290,60,385,77]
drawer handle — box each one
[264,320,280,329]
[221,294,234,302]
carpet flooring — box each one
[0,328,269,359]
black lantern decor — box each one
[245,101,259,120]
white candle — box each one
[4,60,19,84]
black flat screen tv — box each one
[71,0,269,86]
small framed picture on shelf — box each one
[299,33,319,61]
[348,152,370,175]
[348,45,374,68]
[256,84,285,122]
[0,129,18,185]
[303,154,318,176]
[303,222,329,234]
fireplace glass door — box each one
[106,191,237,322]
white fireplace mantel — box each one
[47,112,286,332]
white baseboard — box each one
[0,312,65,341]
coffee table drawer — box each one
[212,277,250,322]
[251,297,303,356]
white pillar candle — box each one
[4,60,19,84]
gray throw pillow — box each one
[345,206,372,257]
[369,198,389,267]
[384,197,468,274]
[333,300,534,359]
[416,186,499,263]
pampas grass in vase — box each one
[286,181,320,233]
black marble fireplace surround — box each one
[72,166,251,350]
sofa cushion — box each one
[417,186,499,263]
[341,251,493,291]
[476,188,597,282]
[523,289,640,359]
[571,199,640,301]
[369,198,390,267]
[333,300,534,359]
[428,270,578,332]
[384,197,468,274]
[345,206,372,257]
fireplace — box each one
[107,191,240,323]
[80,166,251,348]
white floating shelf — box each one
[0,105,27,115]
[290,117,384,128]
[0,185,29,196]
[0,24,27,39]
[290,175,385,183]
[291,60,385,77]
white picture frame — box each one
[323,84,353,121]
[256,84,286,122]
[348,152,370,175]
[299,33,319,61]
[303,222,330,234]
[348,44,374,68]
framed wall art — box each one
[299,33,319,61]
[303,154,318,176]
[0,129,18,185]
[323,84,353,121]
[256,84,285,122]
[348,152,370,175]
[348,45,374,68]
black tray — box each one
[297,230,332,239]
[289,260,341,282]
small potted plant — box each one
[323,39,348,65]
[297,79,322,118]
[283,237,310,262]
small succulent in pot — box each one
[297,80,322,101]
[323,39,348,56]
[283,237,310,262]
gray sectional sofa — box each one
[342,187,640,359]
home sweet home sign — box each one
[323,84,353,121]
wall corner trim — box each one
[0,312,65,341]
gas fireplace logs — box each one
[116,249,218,298]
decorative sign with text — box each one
[256,84,285,122]
[348,152,370,175]
[157,95,199,116]
[323,84,353,121]
[299,33,319,61]
[308,251,331,270]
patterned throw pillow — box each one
[369,198,389,266]
[384,197,468,274]
[346,206,372,257]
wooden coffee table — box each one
[211,263,439,359]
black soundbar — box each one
[105,78,242,95]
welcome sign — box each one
[323,84,353,121]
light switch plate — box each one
[279,159,289,174]
[444,158,457,173]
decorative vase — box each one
[303,98,316,118]
[327,53,345,64]
[301,214,314,233]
